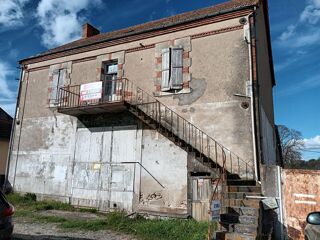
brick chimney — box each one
[82,23,100,38]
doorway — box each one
[103,61,118,102]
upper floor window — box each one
[161,47,183,92]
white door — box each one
[71,126,136,212]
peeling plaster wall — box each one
[9,115,77,201]
[124,28,253,167]
[139,129,188,216]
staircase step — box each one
[233,223,258,235]
[227,180,257,186]
[226,192,262,199]
[220,214,258,225]
[227,174,241,180]
[228,186,261,193]
[223,199,260,208]
[216,231,256,240]
[220,222,258,234]
[221,206,259,217]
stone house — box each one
[7,0,280,238]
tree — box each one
[278,125,305,167]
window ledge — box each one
[153,88,191,97]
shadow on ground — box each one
[13,234,93,240]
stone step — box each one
[220,214,258,225]
[226,192,262,199]
[220,221,258,234]
[215,231,256,240]
[221,206,259,217]
[227,180,257,186]
[233,223,258,235]
[228,185,261,193]
[223,199,260,208]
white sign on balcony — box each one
[80,81,102,102]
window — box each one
[50,68,66,105]
[103,60,118,101]
[161,47,183,92]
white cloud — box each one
[303,135,320,150]
[36,0,102,48]
[279,25,296,41]
[0,61,17,117]
[0,61,15,98]
[278,0,320,48]
[0,0,30,28]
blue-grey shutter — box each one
[50,70,60,105]
[59,69,66,87]
[161,48,170,91]
[51,69,66,105]
[171,47,183,89]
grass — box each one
[7,192,216,240]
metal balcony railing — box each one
[58,78,255,180]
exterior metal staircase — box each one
[57,78,261,239]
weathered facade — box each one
[8,0,278,228]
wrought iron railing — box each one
[58,79,123,108]
[58,78,255,179]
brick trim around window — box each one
[153,37,191,96]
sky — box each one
[0,0,319,159]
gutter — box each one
[19,4,258,64]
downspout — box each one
[277,166,284,239]
[3,66,24,191]
[245,11,259,181]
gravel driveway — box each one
[12,211,137,240]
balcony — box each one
[57,79,129,116]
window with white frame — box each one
[161,47,183,92]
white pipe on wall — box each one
[277,166,284,240]
[245,13,259,181]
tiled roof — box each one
[0,108,13,139]
[21,0,259,63]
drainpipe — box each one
[245,11,259,181]
[3,66,24,191]
[277,166,284,239]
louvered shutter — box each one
[171,47,183,89]
[50,70,60,105]
[59,69,67,87]
[161,48,170,91]
[51,69,67,105]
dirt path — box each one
[13,210,137,240]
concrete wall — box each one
[0,139,9,175]
[138,129,188,216]
[9,109,189,214]
[282,169,320,240]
